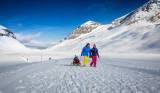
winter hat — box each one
[93,44,96,48]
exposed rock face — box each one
[0,25,16,39]
[66,21,101,40]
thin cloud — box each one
[23,39,58,49]
[15,32,41,43]
[15,32,57,49]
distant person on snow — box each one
[81,43,91,66]
[90,44,99,67]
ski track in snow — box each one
[0,58,160,93]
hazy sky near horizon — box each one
[0,0,149,48]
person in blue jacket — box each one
[81,43,91,66]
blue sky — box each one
[0,0,148,48]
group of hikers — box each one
[73,43,99,67]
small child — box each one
[73,55,81,66]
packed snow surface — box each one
[0,57,160,93]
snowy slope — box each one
[45,23,160,58]
[45,0,160,58]
[0,25,39,55]
[0,36,31,54]
[0,26,25,54]
[0,25,44,63]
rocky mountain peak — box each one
[0,25,16,39]
[112,0,160,26]
[65,20,101,40]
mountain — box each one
[0,25,16,39]
[112,0,160,26]
[0,25,35,54]
[65,21,101,40]
[45,0,160,58]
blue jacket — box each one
[81,47,90,56]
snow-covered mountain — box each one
[65,21,101,39]
[0,25,16,39]
[45,0,160,58]
[0,25,36,54]
[112,0,160,26]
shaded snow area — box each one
[0,58,160,93]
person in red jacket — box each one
[73,55,81,66]
[90,44,99,67]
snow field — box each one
[0,58,159,93]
